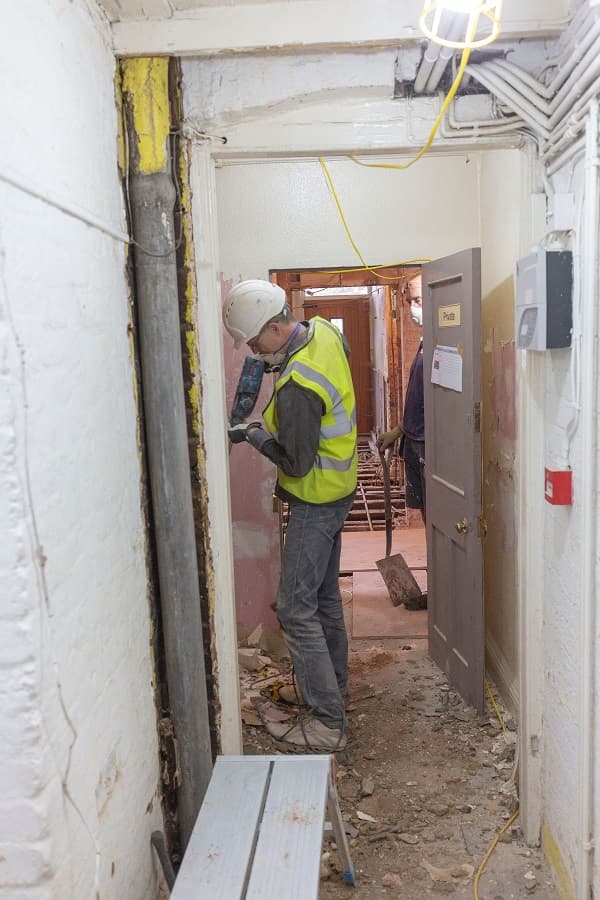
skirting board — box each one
[486,632,520,716]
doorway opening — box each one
[271,264,427,643]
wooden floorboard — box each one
[352,570,427,640]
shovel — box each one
[376,448,423,608]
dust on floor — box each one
[242,637,557,899]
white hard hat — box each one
[222,280,287,349]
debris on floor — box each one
[238,623,294,727]
[239,617,558,898]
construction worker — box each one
[376,295,427,610]
[223,279,358,751]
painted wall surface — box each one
[216,155,480,275]
[212,153,480,628]
[479,149,525,711]
[0,2,162,897]
[536,151,596,893]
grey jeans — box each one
[277,494,355,731]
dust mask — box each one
[258,322,303,370]
[259,350,287,369]
[410,302,423,327]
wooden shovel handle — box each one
[379,449,392,558]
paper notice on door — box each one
[431,345,463,392]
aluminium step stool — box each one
[170,754,355,898]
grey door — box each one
[423,248,483,713]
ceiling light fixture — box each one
[419,0,503,49]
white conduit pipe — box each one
[547,73,600,152]
[550,52,600,129]
[425,18,466,93]
[543,121,585,165]
[533,7,597,100]
[468,65,550,131]
[472,34,600,141]
[424,43,455,93]
[447,102,524,133]
[553,5,596,72]
[478,62,551,125]
[465,65,550,137]
[547,12,600,96]
[439,116,526,140]
[470,18,600,131]
[577,96,599,900]
[546,136,585,177]
[493,59,555,100]
[440,124,526,143]
[542,108,587,162]
[483,17,600,116]
[414,41,442,94]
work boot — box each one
[278,683,305,705]
[265,715,347,751]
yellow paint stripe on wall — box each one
[542,822,575,900]
[121,58,170,175]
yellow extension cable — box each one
[474,681,519,899]
[348,40,472,172]
[317,17,478,278]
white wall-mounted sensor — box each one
[515,249,573,351]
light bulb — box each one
[418,1,503,49]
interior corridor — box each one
[238,558,555,899]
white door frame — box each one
[188,136,548,802]
[189,143,242,754]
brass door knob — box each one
[455,518,469,534]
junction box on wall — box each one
[515,249,573,350]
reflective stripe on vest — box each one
[263,317,357,503]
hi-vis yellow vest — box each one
[263,317,358,504]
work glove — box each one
[376,426,403,452]
[228,422,262,444]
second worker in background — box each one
[377,294,427,610]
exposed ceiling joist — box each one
[110,0,569,57]
[275,267,421,291]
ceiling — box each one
[101,0,569,31]
[102,0,569,59]
[99,0,313,18]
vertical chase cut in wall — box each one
[168,58,219,750]
[115,60,181,865]
[119,56,214,852]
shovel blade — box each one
[376,552,422,608]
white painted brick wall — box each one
[0,2,162,897]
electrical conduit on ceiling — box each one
[465,8,600,136]
[443,5,600,158]
[424,17,469,93]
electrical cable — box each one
[315,19,480,279]
[485,678,506,733]
[319,260,431,275]
[473,679,519,899]
[473,808,520,899]
[347,24,476,172]
[318,157,431,281]
[122,107,184,259]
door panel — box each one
[423,249,483,713]
[304,297,372,434]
